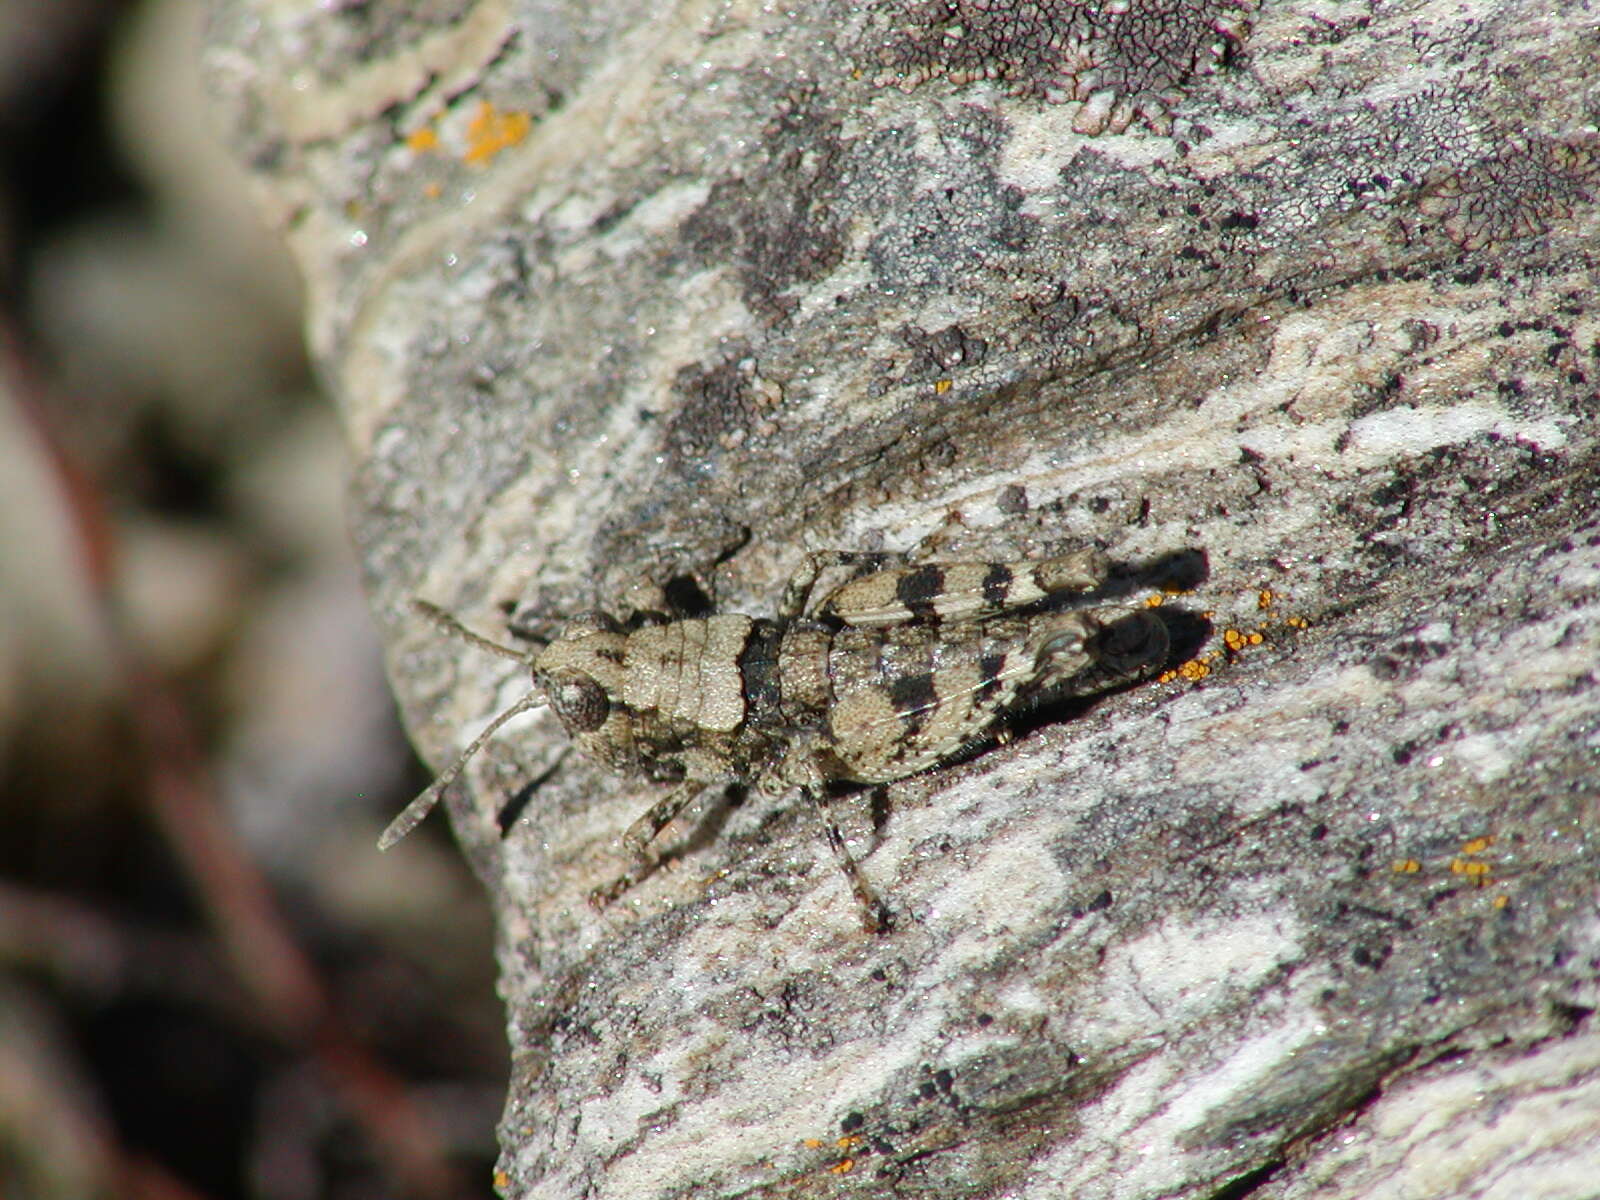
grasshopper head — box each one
[532,612,640,770]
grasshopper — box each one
[381,548,1168,930]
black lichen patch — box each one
[892,322,990,387]
[1418,137,1599,250]
[659,353,767,471]
[860,105,1036,293]
[679,89,848,324]
[869,0,1255,134]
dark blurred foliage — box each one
[0,3,505,1197]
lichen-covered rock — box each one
[870,0,1257,133]
[1419,136,1599,249]
[206,0,1600,1195]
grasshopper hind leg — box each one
[803,787,892,934]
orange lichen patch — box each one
[1394,833,1510,899]
[1446,857,1491,889]
[836,1136,862,1149]
[802,1138,826,1150]
[1145,593,1165,607]
[493,1171,509,1189]
[1160,656,1213,684]
[829,1159,856,1175]
[464,101,532,166]
[1155,575,1309,685]
[406,125,440,153]
[1450,835,1498,885]
[422,181,443,199]
[934,378,953,394]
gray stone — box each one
[205,0,1600,1194]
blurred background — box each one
[0,1,505,1196]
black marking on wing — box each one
[895,565,947,622]
[976,652,1007,705]
[850,648,1031,737]
[981,563,1014,608]
[889,671,939,734]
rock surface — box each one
[206,0,1600,1195]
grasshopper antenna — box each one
[378,599,548,850]
[412,598,547,658]
[379,691,547,849]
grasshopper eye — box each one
[549,673,611,732]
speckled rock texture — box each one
[205,0,1600,1195]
